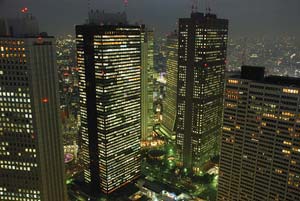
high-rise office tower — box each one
[218,66,300,201]
[176,13,228,171]
[76,15,141,194]
[0,14,66,201]
[141,27,154,141]
[161,31,178,139]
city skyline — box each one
[0,1,300,201]
[0,0,300,38]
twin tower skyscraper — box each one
[2,6,299,201]
[77,11,229,193]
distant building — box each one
[0,19,7,36]
[0,15,66,201]
[76,22,141,194]
[218,66,300,201]
[176,12,228,171]
[161,31,178,138]
[141,26,154,141]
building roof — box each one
[143,180,181,195]
[179,12,228,24]
[88,10,128,25]
[227,66,300,88]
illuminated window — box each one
[282,149,291,154]
[283,88,299,94]
[228,79,239,84]
[283,141,292,146]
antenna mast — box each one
[124,0,129,8]
[191,0,198,13]
[87,0,91,12]
[123,0,129,13]
[205,0,212,14]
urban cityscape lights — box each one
[0,2,299,201]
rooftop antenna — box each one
[87,0,90,11]
[191,0,198,13]
[205,0,212,14]
[87,0,92,16]
[123,0,129,13]
[21,7,29,14]
[87,0,93,24]
[124,0,129,8]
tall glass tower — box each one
[0,15,66,201]
[141,27,154,141]
[162,31,178,139]
[76,23,141,194]
[176,13,228,171]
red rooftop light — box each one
[21,7,28,13]
[42,98,49,103]
[204,63,208,67]
[37,36,43,44]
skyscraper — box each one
[141,27,154,141]
[218,66,300,201]
[161,31,178,139]
[76,17,141,194]
[176,13,228,171]
[0,15,66,201]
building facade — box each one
[218,66,300,201]
[76,24,141,194]
[161,31,178,138]
[141,27,154,141]
[176,13,228,171]
[0,36,66,200]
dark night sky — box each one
[1,0,300,37]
